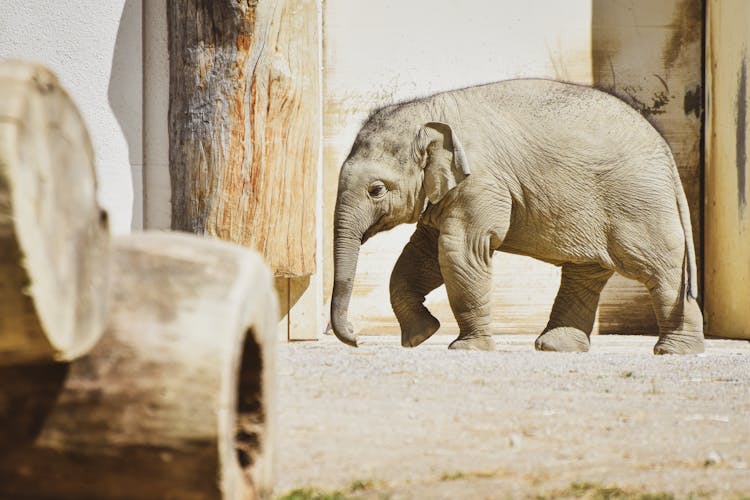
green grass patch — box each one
[439,471,467,481]
[276,478,384,500]
[276,487,348,500]
[539,481,685,500]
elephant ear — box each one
[414,122,471,204]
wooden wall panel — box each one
[592,0,704,334]
[704,0,750,339]
[168,0,320,277]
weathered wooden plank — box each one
[704,0,750,339]
[0,61,110,365]
[276,276,323,341]
[168,0,320,277]
[275,277,291,341]
[0,232,278,499]
[289,275,322,340]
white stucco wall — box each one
[143,0,170,230]
[0,0,143,233]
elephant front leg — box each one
[438,225,496,351]
[535,263,613,353]
[390,223,444,347]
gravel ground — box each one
[275,334,750,499]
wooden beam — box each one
[289,275,322,341]
[167,0,320,277]
[704,0,750,339]
[0,61,110,365]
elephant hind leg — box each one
[645,268,704,355]
[535,263,613,353]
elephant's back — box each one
[463,79,657,138]
[458,79,642,118]
[457,80,674,175]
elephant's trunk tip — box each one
[330,316,358,348]
[335,328,359,348]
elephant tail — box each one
[670,158,698,301]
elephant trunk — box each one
[330,206,367,347]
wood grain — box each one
[0,61,110,365]
[704,0,750,339]
[168,0,320,277]
[0,232,278,499]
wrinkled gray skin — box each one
[331,79,704,355]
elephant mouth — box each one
[361,214,387,244]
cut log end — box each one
[0,60,110,366]
[0,232,278,499]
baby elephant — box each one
[330,79,704,355]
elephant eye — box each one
[368,181,387,199]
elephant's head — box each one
[330,107,470,347]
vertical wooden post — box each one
[167,0,320,278]
[705,0,750,339]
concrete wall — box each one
[0,0,142,234]
[143,0,170,231]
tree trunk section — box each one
[168,0,320,277]
[0,61,110,366]
[0,232,278,499]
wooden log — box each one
[0,61,110,366]
[704,0,750,339]
[168,0,320,277]
[0,232,278,499]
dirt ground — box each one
[274,334,750,499]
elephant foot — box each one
[448,335,496,351]
[401,313,440,348]
[653,332,705,355]
[535,327,590,353]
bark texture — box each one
[0,232,278,499]
[0,61,110,366]
[168,0,320,277]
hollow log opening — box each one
[0,361,69,450]
[236,327,264,471]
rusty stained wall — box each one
[323,0,703,336]
[591,0,704,333]
[704,0,750,339]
